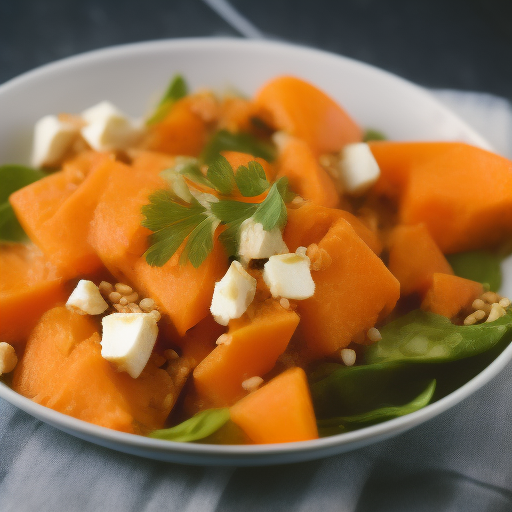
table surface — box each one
[1,0,511,101]
[2,2,512,511]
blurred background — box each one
[1,0,511,102]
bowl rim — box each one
[0,36,507,465]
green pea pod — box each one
[366,309,512,365]
[317,379,436,436]
[149,408,230,442]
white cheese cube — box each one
[210,261,257,326]
[238,218,288,265]
[81,101,142,151]
[338,142,380,195]
[66,279,109,315]
[263,252,315,300]
[101,313,158,378]
[32,115,79,167]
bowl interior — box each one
[0,38,508,466]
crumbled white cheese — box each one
[81,101,142,151]
[338,142,380,195]
[238,218,288,265]
[101,313,158,378]
[210,261,257,326]
[32,115,79,167]
[66,280,109,315]
[263,252,315,299]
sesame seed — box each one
[124,292,139,304]
[139,298,156,312]
[481,291,499,304]
[164,349,180,360]
[115,283,133,295]
[472,299,486,310]
[119,297,128,306]
[279,298,290,310]
[499,297,511,309]
[242,376,264,392]
[109,291,122,304]
[216,334,232,345]
[127,303,142,313]
[295,246,307,256]
[98,281,114,296]
[367,327,382,342]
[0,342,18,375]
[473,309,486,321]
[113,304,130,313]
[340,348,356,367]
[464,313,478,326]
[163,393,175,410]
[150,309,161,322]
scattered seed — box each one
[124,292,139,304]
[163,393,175,410]
[279,298,290,310]
[464,313,478,326]
[139,298,156,312]
[340,348,356,367]
[473,309,486,321]
[216,334,232,345]
[150,309,161,322]
[113,304,130,313]
[367,327,382,342]
[242,376,264,392]
[127,303,142,313]
[98,281,114,296]
[164,349,180,360]
[295,246,307,256]
[472,299,486,310]
[0,342,18,375]
[115,283,133,295]
[486,303,507,323]
[119,297,128,306]
[481,291,500,304]
[499,297,511,309]
[109,291,122,304]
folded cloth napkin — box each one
[0,91,511,512]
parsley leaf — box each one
[363,128,387,142]
[205,156,236,195]
[174,157,214,189]
[179,215,219,268]
[234,161,269,197]
[252,177,288,231]
[146,74,188,125]
[201,129,276,164]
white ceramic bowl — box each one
[1,38,511,466]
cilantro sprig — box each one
[141,156,294,268]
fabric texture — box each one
[0,92,511,512]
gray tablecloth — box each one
[1,92,511,512]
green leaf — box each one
[179,215,218,268]
[363,128,387,142]
[252,178,288,231]
[0,165,47,242]
[201,129,276,165]
[317,380,436,435]
[175,158,215,189]
[447,250,502,292]
[210,200,258,224]
[234,161,269,197]
[149,408,230,442]
[146,74,188,125]
[141,190,206,266]
[365,309,512,365]
[206,156,235,195]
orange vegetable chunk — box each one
[9,152,113,277]
[298,218,400,358]
[230,367,319,444]
[12,307,185,433]
[369,141,455,199]
[254,75,362,155]
[284,201,383,255]
[0,244,66,346]
[400,144,512,253]
[387,224,454,297]
[144,96,209,156]
[193,300,300,406]
[276,136,339,208]
[88,153,168,272]
[421,273,484,319]
[120,239,228,337]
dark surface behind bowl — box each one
[1,0,511,101]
